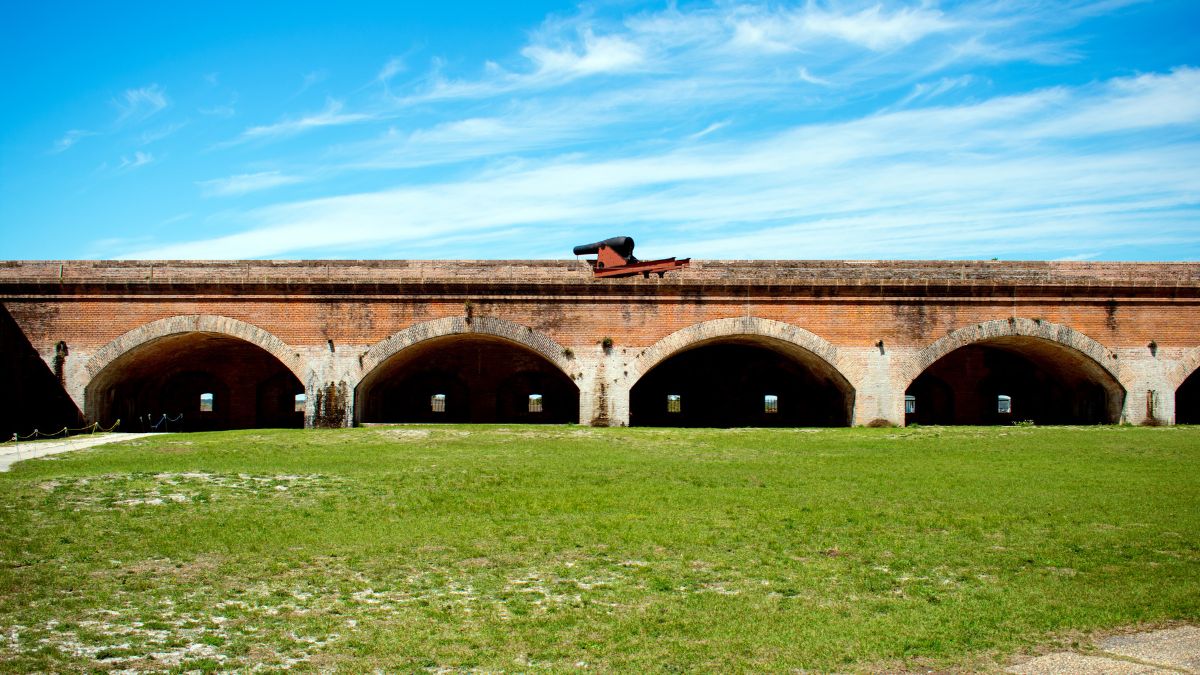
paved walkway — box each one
[0,433,160,471]
[1009,626,1200,674]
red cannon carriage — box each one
[572,236,690,279]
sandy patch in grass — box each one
[37,472,344,510]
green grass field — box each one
[1,425,1197,672]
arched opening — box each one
[86,332,304,431]
[630,338,854,427]
[356,335,579,424]
[1176,369,1200,424]
[905,337,1122,425]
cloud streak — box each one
[114,85,169,123]
[117,151,155,170]
[122,66,1200,261]
[229,99,373,145]
[52,129,95,153]
[197,171,305,197]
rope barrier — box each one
[3,419,121,444]
[148,413,183,432]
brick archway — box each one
[82,315,305,429]
[900,318,1125,425]
[356,317,578,424]
[624,317,855,426]
[84,315,304,383]
[899,318,1120,389]
[626,317,849,387]
[1168,346,1200,391]
[359,316,574,379]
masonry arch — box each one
[627,317,855,427]
[84,315,305,431]
[902,318,1124,425]
[356,317,579,424]
[1172,347,1200,424]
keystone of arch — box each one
[359,316,575,380]
[83,315,305,383]
[625,316,851,388]
[899,318,1121,390]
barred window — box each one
[997,394,1012,414]
[764,394,779,414]
[431,394,447,413]
[199,392,213,412]
[294,394,306,413]
[528,394,543,413]
[905,395,916,414]
[667,394,681,413]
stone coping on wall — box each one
[1,259,1197,299]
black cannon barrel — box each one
[573,236,635,259]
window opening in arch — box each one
[997,394,1012,414]
[199,392,214,412]
[294,393,306,413]
[528,394,543,413]
[905,395,916,414]
[764,394,779,414]
[431,394,447,413]
[667,394,682,413]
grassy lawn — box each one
[0,425,1197,672]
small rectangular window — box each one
[667,394,681,413]
[431,394,446,413]
[199,392,214,412]
[528,394,543,413]
[294,393,306,413]
[997,395,1012,414]
[905,395,916,414]
[764,394,779,414]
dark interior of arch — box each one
[1176,369,1200,424]
[87,332,303,431]
[905,337,1123,425]
[630,341,853,427]
[0,303,83,439]
[356,335,579,424]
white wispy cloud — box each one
[197,171,305,197]
[121,66,1200,261]
[796,67,832,86]
[299,69,329,94]
[199,101,237,117]
[376,58,405,83]
[52,129,95,153]
[729,3,954,53]
[229,98,373,144]
[140,120,188,145]
[522,29,645,77]
[114,84,169,123]
[688,121,730,140]
[117,151,155,170]
[895,75,976,107]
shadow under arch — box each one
[902,318,1125,425]
[84,315,305,431]
[356,317,579,424]
[626,317,855,427]
[1171,347,1200,424]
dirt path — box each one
[0,433,160,471]
[1008,626,1200,674]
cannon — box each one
[572,236,690,279]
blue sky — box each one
[2,0,1198,261]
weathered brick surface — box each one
[1,259,1197,427]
